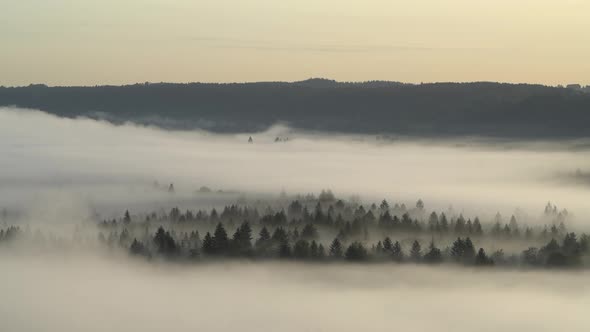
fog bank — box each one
[1,107,590,224]
[1,254,588,332]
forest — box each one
[2,190,587,269]
[1,80,590,138]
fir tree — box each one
[329,238,343,258]
[345,242,368,261]
[410,240,422,262]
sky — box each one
[1,0,589,86]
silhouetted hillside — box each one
[1,80,589,138]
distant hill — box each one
[1,80,589,138]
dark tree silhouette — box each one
[329,238,344,258]
[423,240,442,264]
[475,248,493,266]
[202,232,215,255]
[255,226,272,255]
[123,210,131,224]
[391,241,404,262]
[153,227,178,256]
[231,221,253,256]
[293,240,310,259]
[410,240,422,262]
[129,238,151,258]
[345,242,368,261]
[212,222,230,254]
[301,223,318,240]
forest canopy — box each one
[1,80,590,138]
[2,191,587,269]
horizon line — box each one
[2,78,587,89]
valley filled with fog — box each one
[1,107,590,223]
[2,107,590,331]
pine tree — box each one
[410,240,422,262]
[202,232,214,254]
[391,241,404,262]
[129,238,150,258]
[450,237,465,261]
[345,242,368,261]
[293,240,310,259]
[271,227,289,245]
[310,240,319,258]
[153,227,178,256]
[255,226,271,254]
[123,210,131,224]
[473,217,483,235]
[423,240,442,264]
[301,223,318,240]
[440,213,449,233]
[464,237,476,260]
[383,237,393,252]
[329,238,343,258]
[212,222,229,254]
[428,212,439,232]
[475,248,493,266]
[231,221,253,256]
[380,199,389,211]
[278,242,292,258]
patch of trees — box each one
[2,193,586,270]
[96,219,590,269]
[100,198,572,247]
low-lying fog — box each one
[2,107,590,331]
[1,253,589,332]
[1,107,589,225]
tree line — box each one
[2,194,586,269]
[100,197,571,244]
[121,220,588,268]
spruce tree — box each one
[410,240,422,262]
[383,237,393,252]
[475,248,493,266]
[329,238,343,258]
[255,227,272,255]
[212,222,229,254]
[391,241,404,262]
[345,242,368,261]
[293,240,310,259]
[423,240,442,264]
[202,232,214,255]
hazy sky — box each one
[1,0,589,86]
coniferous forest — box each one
[2,190,586,269]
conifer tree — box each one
[329,238,343,258]
[293,240,310,259]
[213,222,230,254]
[345,242,368,261]
[410,240,422,262]
[202,232,214,255]
[391,241,404,262]
[255,226,272,254]
[383,237,393,252]
[475,248,493,266]
[423,240,442,264]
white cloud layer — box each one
[1,107,590,225]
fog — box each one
[2,107,590,330]
[2,107,589,225]
[1,253,589,332]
